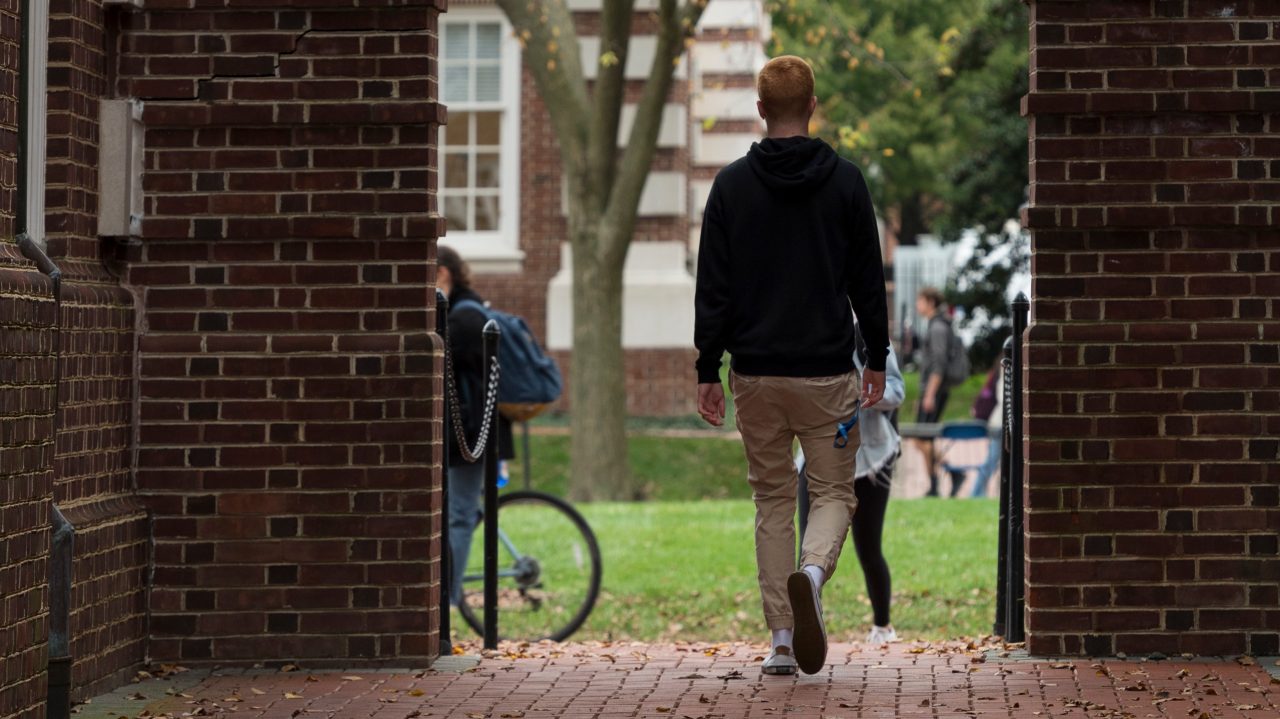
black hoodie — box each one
[694,136,889,383]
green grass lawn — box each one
[455,497,998,644]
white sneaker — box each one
[761,646,798,675]
[866,625,898,644]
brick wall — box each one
[1,5,53,717]
[45,0,148,698]
[1023,0,1279,656]
[118,0,445,664]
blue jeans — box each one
[447,461,486,606]
[971,435,1001,498]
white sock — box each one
[771,628,793,650]
[803,564,826,589]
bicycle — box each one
[455,486,602,642]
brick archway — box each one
[1021,0,1277,656]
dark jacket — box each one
[447,287,515,465]
[694,136,889,383]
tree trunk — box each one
[567,231,631,502]
[897,192,929,245]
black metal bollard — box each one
[435,290,453,656]
[993,336,1014,638]
[1005,293,1029,643]
[482,320,502,650]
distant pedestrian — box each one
[694,55,889,676]
[969,364,1003,498]
[912,287,960,497]
[797,327,905,645]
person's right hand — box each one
[698,382,726,427]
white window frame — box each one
[25,0,49,250]
[440,9,523,273]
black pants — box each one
[798,462,894,627]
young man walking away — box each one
[693,56,889,676]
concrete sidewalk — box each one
[77,641,1278,719]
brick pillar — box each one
[1023,0,1279,656]
[119,2,445,664]
[1,7,54,718]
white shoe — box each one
[866,625,898,644]
[787,571,827,674]
[761,646,798,675]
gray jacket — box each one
[919,315,953,384]
[794,345,905,481]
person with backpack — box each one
[438,245,515,607]
[913,287,966,497]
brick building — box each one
[1,1,1278,719]
[2,1,444,717]
[443,0,769,417]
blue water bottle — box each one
[497,460,509,489]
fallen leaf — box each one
[409,689,426,697]
[1176,669,1190,678]
[342,676,364,681]
[250,689,266,696]
[657,709,671,714]
[223,696,243,703]
[283,692,303,700]
[281,664,299,672]
[1236,656,1256,666]
[499,713,524,718]
[699,695,710,704]
[918,700,930,707]
[127,694,146,701]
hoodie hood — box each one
[746,136,839,192]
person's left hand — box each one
[698,382,726,427]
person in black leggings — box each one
[797,330,905,643]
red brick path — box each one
[77,642,1278,719]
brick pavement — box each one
[76,642,1278,719]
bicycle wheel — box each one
[457,490,602,642]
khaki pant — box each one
[730,371,860,630]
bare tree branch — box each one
[496,0,592,171]
[599,0,708,268]
[585,0,636,214]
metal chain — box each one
[444,321,502,464]
[1001,356,1013,452]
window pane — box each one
[475,23,501,60]
[445,111,471,146]
[444,153,470,189]
[445,195,470,231]
[475,153,500,188]
[475,64,500,103]
[474,195,499,231]
[475,112,500,145]
[444,24,471,60]
[443,65,471,104]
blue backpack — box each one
[452,299,563,421]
